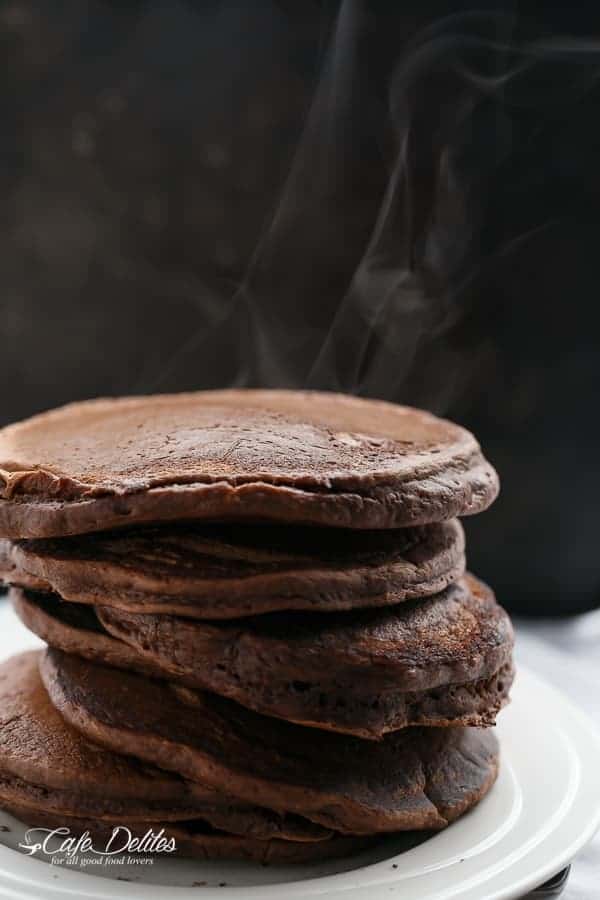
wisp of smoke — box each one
[144,2,600,411]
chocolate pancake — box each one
[14,574,513,738]
[8,519,465,618]
[95,573,513,737]
[0,390,499,537]
[41,649,501,835]
[11,588,170,678]
[2,804,371,864]
[0,539,47,591]
[0,652,330,844]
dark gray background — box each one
[2,0,599,615]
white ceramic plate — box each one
[0,601,598,900]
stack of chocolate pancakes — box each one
[0,390,513,863]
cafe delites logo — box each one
[19,825,176,868]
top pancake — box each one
[0,390,498,537]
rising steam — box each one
[144,2,600,412]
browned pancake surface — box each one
[41,648,500,835]
[0,391,498,536]
[10,520,465,617]
[14,582,512,738]
[11,589,171,678]
[95,573,514,736]
[0,539,47,591]
[0,651,329,842]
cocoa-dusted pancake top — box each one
[41,648,500,835]
[8,520,465,618]
[0,390,499,537]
